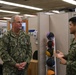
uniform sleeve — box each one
[66,60,76,71]
[66,49,76,70]
[0,35,16,66]
[25,35,32,64]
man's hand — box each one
[15,62,27,70]
[54,50,66,65]
[60,58,67,65]
[15,63,21,70]
[55,50,64,59]
[19,62,27,69]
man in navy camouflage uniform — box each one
[56,17,76,75]
[0,15,32,75]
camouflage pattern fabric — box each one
[0,30,32,75]
[64,38,76,75]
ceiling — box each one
[0,0,76,18]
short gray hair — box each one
[10,15,16,23]
[10,15,21,23]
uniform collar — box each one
[9,30,25,38]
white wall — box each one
[28,17,38,30]
[49,13,70,75]
[28,17,38,56]
[37,12,49,75]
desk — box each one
[27,59,38,75]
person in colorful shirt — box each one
[0,15,32,75]
[55,17,76,75]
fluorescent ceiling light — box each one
[3,17,11,20]
[0,0,43,11]
[19,16,23,17]
[52,10,60,13]
[0,9,20,14]
[45,12,54,15]
[24,14,37,17]
[0,20,7,22]
[62,0,76,5]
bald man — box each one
[0,15,32,75]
